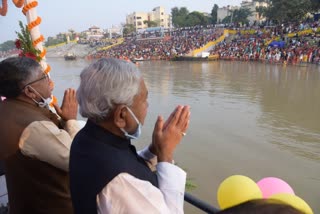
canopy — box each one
[268,41,286,48]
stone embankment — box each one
[46,43,96,58]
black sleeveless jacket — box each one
[70,120,158,214]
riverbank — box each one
[46,43,95,58]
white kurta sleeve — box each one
[64,119,81,139]
[18,120,80,171]
[156,163,186,213]
[137,146,158,168]
[97,164,186,214]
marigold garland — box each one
[49,96,58,107]
[0,0,8,16]
[12,0,24,8]
[0,0,26,16]
[39,48,47,58]
[44,64,51,74]
[3,0,51,76]
[27,16,41,30]
[22,1,37,15]
[32,34,44,47]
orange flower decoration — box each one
[0,0,8,16]
[22,1,37,15]
[49,95,58,107]
[13,0,24,8]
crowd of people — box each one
[210,33,320,64]
[88,26,223,60]
[87,21,320,66]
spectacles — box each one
[22,73,49,89]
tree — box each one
[185,11,209,26]
[210,4,219,24]
[310,0,320,12]
[263,0,313,23]
[143,20,159,28]
[256,6,267,21]
[122,24,135,36]
[221,8,252,25]
[68,29,75,40]
[0,40,15,51]
[232,8,252,24]
[222,16,232,24]
[45,37,65,47]
[171,7,189,27]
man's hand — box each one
[150,105,190,163]
[53,88,78,121]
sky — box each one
[0,0,243,43]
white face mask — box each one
[27,85,53,109]
[120,106,142,140]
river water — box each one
[49,58,320,213]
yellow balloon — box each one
[217,175,262,209]
[270,193,313,214]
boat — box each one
[64,53,77,60]
[133,57,144,61]
[170,54,219,61]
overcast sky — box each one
[0,0,243,43]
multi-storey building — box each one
[126,6,171,30]
[240,0,269,23]
[217,5,240,23]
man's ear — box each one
[22,86,37,100]
[114,105,127,128]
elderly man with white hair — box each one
[70,58,190,214]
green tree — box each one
[222,16,231,24]
[143,20,159,28]
[264,0,313,23]
[45,37,65,47]
[122,24,135,36]
[0,40,15,51]
[185,11,209,26]
[232,8,252,24]
[210,4,219,24]
[171,7,189,27]
[310,0,320,12]
[221,8,252,25]
[256,6,267,21]
[68,29,75,40]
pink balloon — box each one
[0,96,5,101]
[257,177,295,199]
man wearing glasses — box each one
[0,57,80,213]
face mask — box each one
[120,106,142,140]
[27,85,53,109]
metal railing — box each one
[184,192,220,213]
[0,160,220,213]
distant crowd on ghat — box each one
[89,25,224,60]
[88,21,320,65]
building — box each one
[217,5,239,23]
[83,26,104,40]
[126,6,171,30]
[240,0,268,23]
[106,25,123,38]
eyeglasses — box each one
[22,73,49,89]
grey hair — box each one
[77,58,142,122]
[0,57,41,98]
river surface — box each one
[48,58,320,213]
